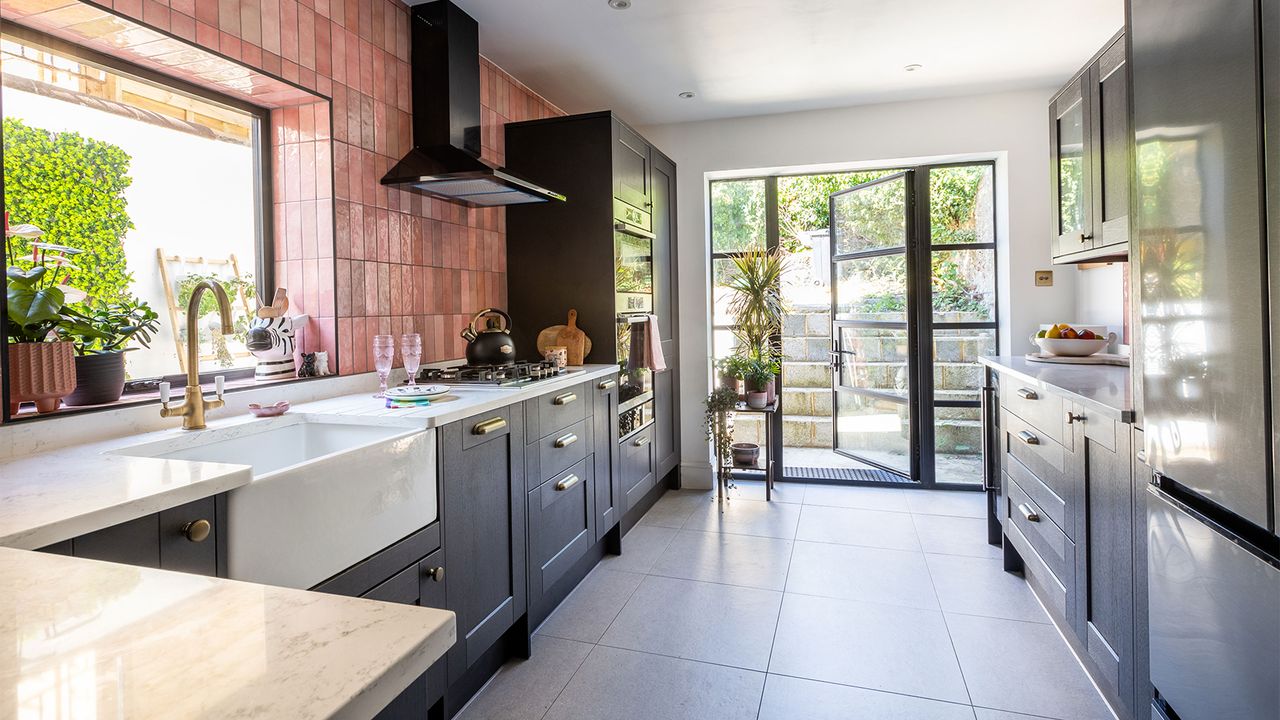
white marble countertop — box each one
[0,546,455,719]
[0,364,619,551]
[980,355,1134,423]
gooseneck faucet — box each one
[159,280,234,430]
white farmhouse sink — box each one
[111,415,437,590]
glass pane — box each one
[712,257,743,326]
[934,405,983,484]
[838,326,908,399]
[932,328,995,402]
[931,250,995,322]
[713,328,740,361]
[1058,101,1085,235]
[711,179,766,253]
[831,176,907,254]
[835,255,907,322]
[836,391,910,475]
[930,165,994,245]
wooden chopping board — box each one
[537,326,593,357]
[555,309,588,365]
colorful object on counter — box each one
[555,309,587,365]
[297,352,318,378]
[1030,324,1115,357]
[543,345,568,370]
[248,401,290,417]
[385,384,449,400]
[385,396,432,409]
[372,335,395,397]
[246,289,309,382]
[401,334,423,385]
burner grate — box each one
[416,360,565,386]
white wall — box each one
[1073,263,1126,335]
[640,88,1078,488]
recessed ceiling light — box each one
[608,0,631,9]
[678,91,696,99]
[904,63,924,72]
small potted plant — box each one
[4,220,99,414]
[717,355,749,397]
[743,359,773,409]
[60,296,160,406]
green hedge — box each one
[3,118,134,302]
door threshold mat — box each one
[784,466,913,484]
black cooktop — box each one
[416,360,567,386]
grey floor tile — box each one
[535,567,645,643]
[947,613,1112,720]
[769,593,970,704]
[730,479,807,504]
[907,490,988,518]
[925,553,1049,624]
[542,645,765,720]
[458,636,593,720]
[973,709,1059,720]
[682,497,802,539]
[598,524,678,573]
[796,504,921,551]
[638,490,713,528]
[600,575,782,671]
[803,484,911,513]
[786,540,939,610]
[915,514,1003,559]
[650,529,793,591]
[758,674,977,720]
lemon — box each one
[1046,325,1064,339]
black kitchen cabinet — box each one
[43,495,224,577]
[1050,30,1130,264]
[439,406,527,681]
[527,456,596,600]
[620,425,657,515]
[653,344,678,478]
[613,121,653,225]
[593,374,621,539]
[651,149,680,480]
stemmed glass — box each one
[401,333,422,387]
[372,335,396,397]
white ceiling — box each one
[445,0,1125,126]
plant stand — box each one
[713,400,778,509]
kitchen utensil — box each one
[373,335,395,397]
[1034,333,1114,357]
[385,384,450,399]
[460,308,517,366]
[555,309,587,365]
[537,326,593,357]
[401,334,422,386]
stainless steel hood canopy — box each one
[380,0,565,207]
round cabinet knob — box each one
[182,519,212,543]
[425,566,445,583]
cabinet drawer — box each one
[1007,475,1072,585]
[535,417,592,489]
[1004,448,1068,536]
[1006,515,1071,623]
[529,456,595,597]
[526,382,589,442]
[1002,409,1069,492]
[999,375,1068,448]
[621,426,657,513]
[462,405,513,450]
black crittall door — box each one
[829,164,999,488]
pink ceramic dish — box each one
[248,401,290,418]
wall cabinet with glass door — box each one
[1050,30,1129,264]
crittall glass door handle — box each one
[472,417,508,435]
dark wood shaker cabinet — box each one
[439,406,527,681]
[46,495,224,577]
[593,374,622,538]
[613,121,653,226]
[651,151,680,479]
[1050,29,1130,264]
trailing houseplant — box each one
[59,296,160,406]
[705,386,739,472]
[4,218,101,413]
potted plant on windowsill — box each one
[59,296,160,406]
[4,221,101,414]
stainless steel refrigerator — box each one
[1130,0,1280,718]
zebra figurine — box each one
[246,289,309,382]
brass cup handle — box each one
[555,473,582,492]
[182,519,212,543]
[472,417,508,435]
[553,392,577,406]
[1016,388,1038,400]
[633,436,650,447]
[598,379,616,390]
[424,566,445,582]
[1018,503,1040,522]
[554,432,579,449]
[1017,430,1040,446]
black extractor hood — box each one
[380,0,565,206]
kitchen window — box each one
[1,29,271,415]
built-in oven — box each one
[614,222,653,316]
[616,314,653,441]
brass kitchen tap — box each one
[160,280,234,430]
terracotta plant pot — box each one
[8,341,77,414]
[65,352,127,407]
[731,442,760,468]
[746,391,768,409]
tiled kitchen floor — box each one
[457,482,1114,720]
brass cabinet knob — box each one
[182,519,212,543]
[425,566,445,582]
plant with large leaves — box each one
[5,221,102,343]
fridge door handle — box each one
[981,385,999,492]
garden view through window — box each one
[2,33,265,396]
[710,164,997,487]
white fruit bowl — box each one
[1035,337,1109,357]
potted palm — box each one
[60,297,160,406]
[727,248,787,401]
[5,221,99,414]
